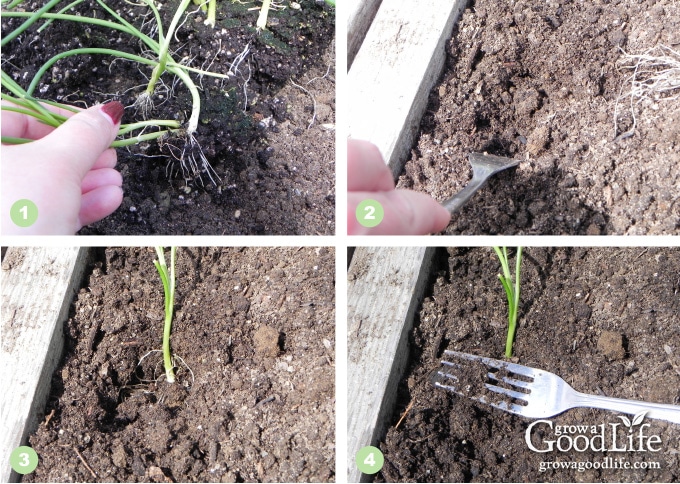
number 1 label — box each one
[10,199,39,228]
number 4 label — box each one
[356,445,384,475]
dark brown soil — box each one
[1,0,335,235]
[398,0,680,235]
[376,247,680,482]
[24,247,335,482]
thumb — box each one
[37,102,123,179]
[348,190,451,235]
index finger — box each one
[1,101,81,140]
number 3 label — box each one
[356,445,384,474]
[356,200,384,228]
[10,446,39,474]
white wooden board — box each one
[347,246,435,482]
[1,247,89,483]
[347,0,382,68]
[348,0,466,178]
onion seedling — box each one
[206,0,217,28]
[493,246,523,358]
[136,0,192,116]
[153,246,177,383]
[193,0,217,27]
[1,68,181,147]
[256,0,271,30]
[1,0,231,181]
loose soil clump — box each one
[377,247,680,482]
[24,247,335,483]
[2,1,335,235]
[398,0,680,234]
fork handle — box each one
[573,391,680,424]
[441,177,488,214]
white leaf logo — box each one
[618,415,632,428]
[632,411,648,426]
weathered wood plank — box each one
[347,0,382,68]
[348,0,466,178]
[347,246,435,483]
[0,247,90,483]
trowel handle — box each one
[441,177,488,214]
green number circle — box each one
[10,199,39,228]
[10,446,39,475]
[356,445,384,475]
[356,199,384,228]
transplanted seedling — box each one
[154,246,177,383]
[194,0,217,28]
[493,246,523,358]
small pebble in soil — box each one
[514,88,540,117]
[254,325,281,357]
[112,442,127,468]
[597,330,626,360]
[527,124,551,156]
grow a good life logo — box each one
[525,411,665,473]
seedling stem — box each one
[493,247,523,358]
[256,0,271,30]
[154,246,177,383]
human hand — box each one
[348,139,450,235]
[1,102,124,235]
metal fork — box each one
[432,350,680,424]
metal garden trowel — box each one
[441,153,520,214]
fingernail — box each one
[101,101,124,125]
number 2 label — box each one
[356,200,384,228]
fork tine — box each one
[435,372,529,415]
[431,366,458,385]
[485,383,530,402]
[444,350,506,370]
[440,360,461,370]
[435,351,537,414]
[434,381,458,392]
[487,399,527,416]
[445,350,536,377]
[472,394,527,416]
[436,370,459,383]
[437,361,461,379]
[489,372,533,390]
